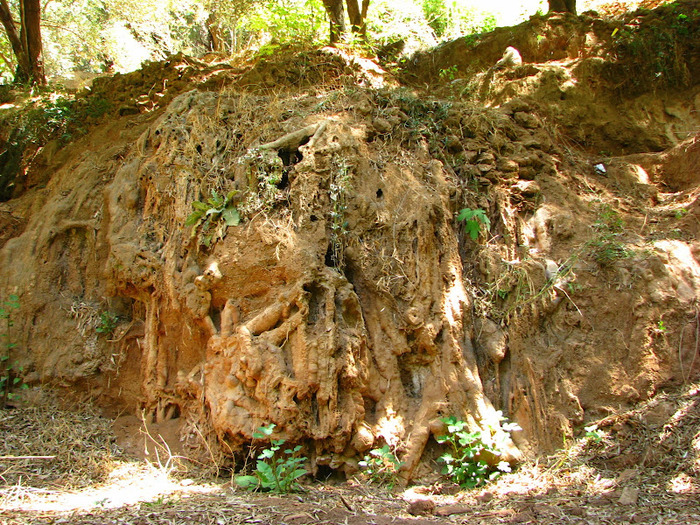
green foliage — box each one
[588,233,632,266]
[421,0,498,39]
[584,424,604,443]
[328,159,352,267]
[438,64,458,81]
[606,1,697,95]
[96,311,119,336]
[436,415,518,489]
[358,445,402,488]
[588,203,631,266]
[234,424,307,493]
[1,294,26,402]
[244,0,325,46]
[186,190,240,247]
[457,208,491,241]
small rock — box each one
[437,482,461,495]
[618,486,640,505]
[644,401,676,427]
[617,469,639,483]
[497,159,519,172]
[372,117,392,134]
[445,135,463,153]
[518,167,536,180]
[462,150,479,163]
[514,180,540,196]
[407,498,436,516]
[514,112,539,129]
[477,164,495,173]
[478,152,496,164]
[477,491,494,502]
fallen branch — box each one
[0,455,56,460]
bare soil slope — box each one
[0,1,698,501]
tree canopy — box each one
[0,0,638,84]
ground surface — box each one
[0,2,699,523]
[0,381,698,524]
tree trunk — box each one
[20,0,44,84]
[322,0,346,44]
[206,12,224,52]
[346,0,366,37]
[0,0,44,84]
[0,0,28,83]
[547,0,576,14]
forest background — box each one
[0,0,651,85]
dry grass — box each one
[0,393,120,494]
[1,382,698,524]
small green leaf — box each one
[234,475,259,489]
[185,211,204,226]
[222,207,240,226]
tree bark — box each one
[547,0,576,14]
[20,0,45,84]
[0,0,28,82]
[345,0,365,37]
[322,0,346,44]
[0,0,44,84]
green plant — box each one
[1,295,26,401]
[588,232,632,266]
[96,311,119,335]
[358,445,402,488]
[235,424,307,493]
[186,190,241,247]
[584,424,604,443]
[457,208,491,241]
[328,159,352,267]
[674,208,688,219]
[438,64,458,81]
[436,415,518,489]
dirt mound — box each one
[402,1,699,156]
[0,2,699,487]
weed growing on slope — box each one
[235,424,307,493]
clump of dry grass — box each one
[0,390,121,493]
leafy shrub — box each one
[358,445,402,488]
[457,207,491,240]
[436,415,518,488]
[96,311,119,336]
[235,424,307,493]
[1,295,26,402]
[186,190,241,247]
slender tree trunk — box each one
[346,0,365,37]
[548,0,576,14]
[206,12,223,52]
[0,0,44,84]
[322,0,346,44]
[0,0,28,82]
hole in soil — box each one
[324,244,338,267]
[314,465,337,481]
[376,188,383,198]
[276,171,289,190]
[304,282,325,323]
[311,393,320,425]
[210,306,222,333]
[310,214,318,222]
[165,403,181,420]
[195,144,203,155]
